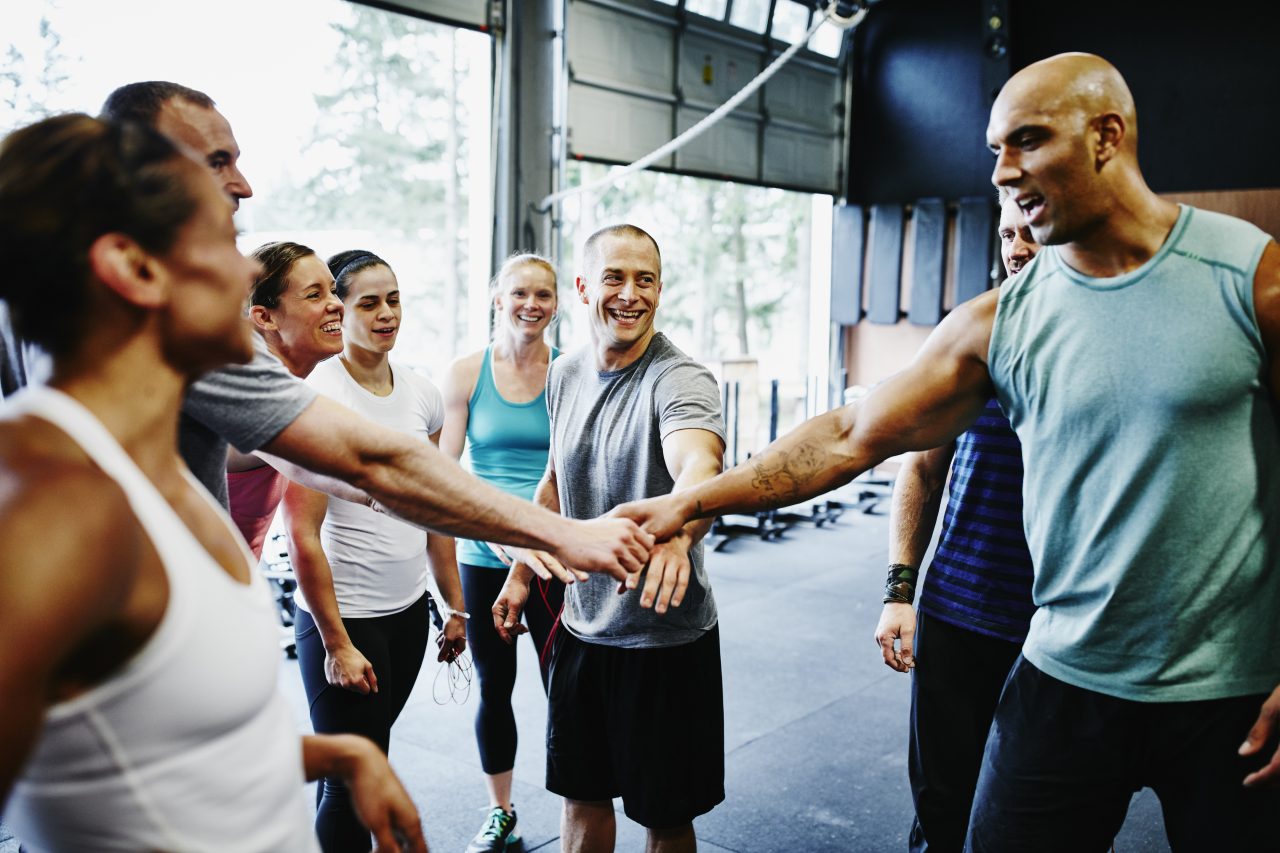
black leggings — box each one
[295,590,432,853]
[460,563,564,775]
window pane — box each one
[685,0,728,20]
[729,0,770,32]
[0,0,491,377]
[771,1,812,44]
[809,20,844,57]
[560,163,820,454]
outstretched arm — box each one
[259,395,652,578]
[615,290,999,540]
[874,444,954,673]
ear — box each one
[1093,112,1125,169]
[249,304,276,332]
[86,233,168,309]
[576,276,589,305]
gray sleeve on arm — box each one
[654,360,727,442]
[184,346,317,453]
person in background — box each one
[0,112,424,853]
[441,253,562,853]
[226,241,344,559]
[0,81,655,583]
[283,249,468,852]
[873,187,1040,852]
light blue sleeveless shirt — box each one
[989,205,1279,702]
[457,346,558,568]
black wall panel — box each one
[831,204,866,325]
[954,197,993,306]
[908,199,946,326]
[846,0,1280,203]
[867,204,905,325]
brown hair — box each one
[0,112,198,357]
[101,81,216,126]
[250,241,318,309]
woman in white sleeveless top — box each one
[282,250,468,851]
[0,113,426,853]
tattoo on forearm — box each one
[749,442,826,506]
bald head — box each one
[995,53,1138,152]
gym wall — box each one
[833,0,1280,394]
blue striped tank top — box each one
[917,397,1035,643]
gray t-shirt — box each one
[180,334,316,507]
[548,332,725,648]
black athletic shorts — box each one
[545,624,725,829]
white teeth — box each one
[321,323,341,333]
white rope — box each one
[535,1,869,213]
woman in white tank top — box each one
[0,113,426,853]
[282,250,468,851]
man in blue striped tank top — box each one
[616,53,1280,851]
[874,190,1040,852]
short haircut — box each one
[327,250,391,301]
[101,81,216,127]
[581,224,661,277]
[0,113,198,358]
[250,241,317,309]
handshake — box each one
[486,490,702,644]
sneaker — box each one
[465,805,521,853]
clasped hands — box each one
[489,492,694,644]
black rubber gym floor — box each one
[0,482,1171,852]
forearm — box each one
[682,406,866,520]
[301,733,373,783]
[425,534,465,612]
[290,546,352,651]
[264,397,573,548]
[888,446,952,567]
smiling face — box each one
[998,195,1040,276]
[495,262,557,344]
[341,263,401,355]
[576,232,662,370]
[159,161,260,373]
[261,254,343,373]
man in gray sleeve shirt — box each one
[0,81,652,579]
[494,224,727,853]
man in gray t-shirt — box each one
[495,224,726,852]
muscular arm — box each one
[0,463,138,807]
[622,291,998,539]
[1239,240,1280,786]
[424,428,467,660]
[259,395,650,576]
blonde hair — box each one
[490,252,557,342]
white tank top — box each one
[298,358,444,617]
[3,387,319,853]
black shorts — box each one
[545,624,725,829]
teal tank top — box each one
[989,205,1280,701]
[458,346,558,568]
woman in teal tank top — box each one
[440,253,561,853]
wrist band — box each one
[441,606,471,621]
[883,562,918,605]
